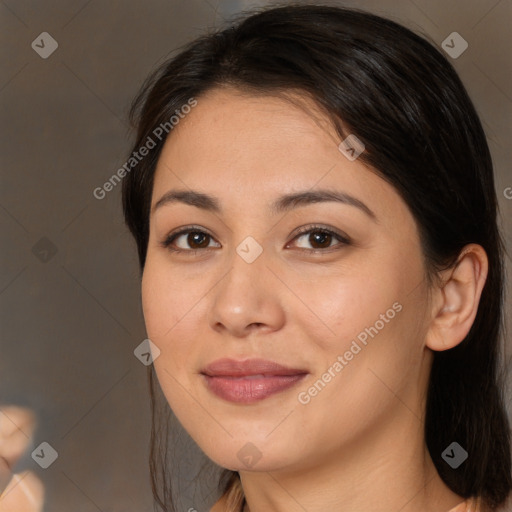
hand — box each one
[0,406,44,512]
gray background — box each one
[1,0,511,511]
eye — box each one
[160,224,351,254]
[288,224,351,253]
[160,225,220,253]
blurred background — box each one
[1,0,511,510]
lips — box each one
[202,358,308,377]
[200,358,308,403]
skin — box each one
[0,406,44,512]
[142,87,488,512]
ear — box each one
[425,244,488,352]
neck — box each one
[239,403,463,512]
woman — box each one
[121,4,512,512]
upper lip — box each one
[201,358,309,377]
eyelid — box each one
[160,223,351,254]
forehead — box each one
[150,87,404,222]
[157,87,339,166]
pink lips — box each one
[201,358,308,404]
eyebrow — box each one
[152,189,376,220]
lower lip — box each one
[202,374,307,403]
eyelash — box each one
[159,224,351,255]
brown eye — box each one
[161,227,221,253]
[308,231,333,249]
[292,226,350,252]
[161,224,350,255]
[186,232,210,249]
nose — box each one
[207,248,286,339]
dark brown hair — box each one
[122,3,512,511]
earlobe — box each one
[425,244,488,352]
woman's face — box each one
[142,87,434,472]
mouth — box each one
[200,358,309,404]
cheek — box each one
[141,261,203,417]
[141,261,194,400]
[296,246,428,392]
[141,256,197,341]
[141,271,167,359]
[293,294,426,448]
[141,256,212,382]
[141,268,170,342]
[293,265,404,353]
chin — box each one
[196,434,294,473]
